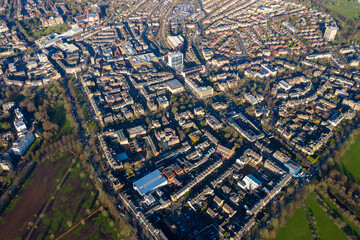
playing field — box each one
[274,194,349,240]
[326,0,360,20]
[272,207,313,240]
[32,159,122,240]
[337,136,360,183]
[0,150,136,240]
[317,191,360,238]
[0,151,74,240]
[305,196,347,240]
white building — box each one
[168,52,183,71]
[14,108,24,119]
[14,119,27,133]
[11,132,35,156]
[324,26,338,41]
[167,35,184,49]
[0,159,13,171]
[157,96,169,108]
[239,174,262,190]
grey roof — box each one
[133,169,168,195]
[167,79,183,89]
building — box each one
[227,113,265,142]
[157,96,169,108]
[324,26,338,41]
[14,119,27,133]
[185,78,214,99]
[0,153,13,171]
[115,129,128,145]
[240,174,262,190]
[217,145,235,159]
[284,160,302,176]
[133,169,168,196]
[167,35,184,49]
[168,52,183,71]
[2,102,15,111]
[127,125,146,139]
[40,16,64,27]
[166,79,184,94]
[11,132,35,156]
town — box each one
[0,0,360,239]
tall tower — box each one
[168,52,183,72]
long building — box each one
[227,113,265,142]
[11,132,35,156]
[133,169,168,196]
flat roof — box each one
[133,169,168,195]
[167,79,183,89]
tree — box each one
[26,101,36,112]
[34,111,47,122]
[259,229,269,239]
[0,122,11,130]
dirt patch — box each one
[0,151,74,240]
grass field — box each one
[326,0,360,20]
[316,191,360,238]
[337,136,360,183]
[272,207,313,240]
[273,194,352,240]
[50,104,73,135]
[0,150,134,240]
[33,159,122,240]
[306,195,347,240]
[0,151,74,240]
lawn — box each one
[273,207,313,240]
[326,0,360,20]
[306,195,347,240]
[316,191,360,238]
[33,159,125,240]
[50,104,73,135]
[337,136,360,183]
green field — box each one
[306,195,347,240]
[34,159,124,240]
[273,207,313,240]
[316,191,360,238]
[326,0,360,20]
[273,194,352,240]
[337,136,360,183]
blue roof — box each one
[133,169,168,195]
[284,160,301,175]
[116,152,128,161]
